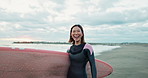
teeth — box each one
[74,35,78,36]
[74,35,79,38]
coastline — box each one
[96,44,148,78]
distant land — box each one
[13,41,148,46]
[13,41,69,44]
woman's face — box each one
[71,26,83,44]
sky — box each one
[0,0,148,43]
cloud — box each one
[0,0,148,43]
[1,0,147,26]
[84,21,148,42]
[73,0,148,25]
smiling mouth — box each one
[73,35,80,39]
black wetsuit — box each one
[67,43,97,78]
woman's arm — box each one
[85,49,97,78]
[67,49,70,53]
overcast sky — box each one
[0,0,148,43]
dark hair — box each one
[68,24,85,44]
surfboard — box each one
[0,47,113,78]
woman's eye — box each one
[77,30,80,32]
[72,30,81,33]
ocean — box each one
[0,41,120,56]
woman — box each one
[67,24,97,78]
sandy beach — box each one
[96,43,148,78]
